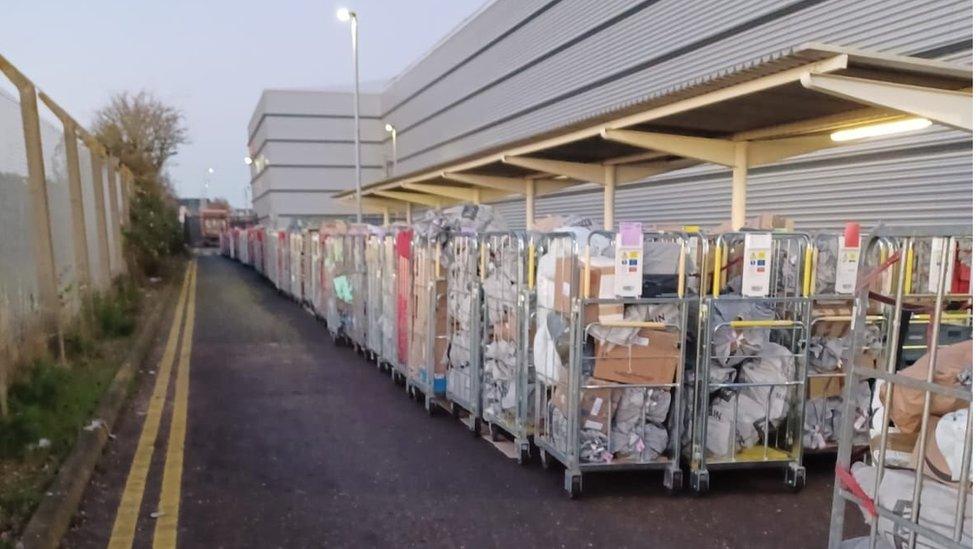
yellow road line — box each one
[108,264,192,549]
[153,260,198,548]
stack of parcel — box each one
[406,206,504,414]
[533,218,696,495]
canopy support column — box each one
[603,165,616,230]
[731,142,749,230]
[382,208,390,226]
[406,202,412,224]
[525,178,535,229]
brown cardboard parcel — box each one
[579,378,617,433]
[553,256,575,315]
[808,375,844,399]
[581,257,625,326]
[593,329,680,385]
[553,256,624,322]
[410,279,448,375]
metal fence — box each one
[0,54,135,414]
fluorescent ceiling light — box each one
[830,118,932,142]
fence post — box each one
[0,56,60,337]
[65,124,92,295]
[20,85,60,332]
[86,141,112,288]
[121,167,132,226]
[40,93,92,301]
[106,157,123,275]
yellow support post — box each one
[603,165,616,230]
[731,142,748,231]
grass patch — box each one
[91,278,141,339]
[0,358,117,460]
[0,278,148,541]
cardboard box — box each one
[711,212,795,234]
[870,431,919,470]
[552,256,576,315]
[579,379,617,433]
[811,304,853,337]
[552,255,628,322]
[434,337,449,375]
[581,257,625,325]
[808,375,844,399]
[592,329,680,385]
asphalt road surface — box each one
[63,254,865,548]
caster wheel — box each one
[665,469,683,494]
[424,398,434,416]
[517,443,531,466]
[691,470,709,496]
[540,449,550,470]
[451,403,460,420]
[471,418,482,437]
[564,474,582,499]
[488,423,500,442]
[786,465,806,492]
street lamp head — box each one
[336,7,355,22]
[207,167,215,174]
[244,156,253,165]
[384,123,395,133]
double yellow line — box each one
[109,260,196,549]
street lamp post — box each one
[384,123,397,177]
[337,7,362,223]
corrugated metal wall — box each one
[376,0,972,231]
[493,125,972,230]
[386,0,971,168]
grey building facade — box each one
[247,89,386,227]
[249,0,972,229]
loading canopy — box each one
[335,43,973,230]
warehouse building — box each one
[247,0,972,229]
[247,88,387,226]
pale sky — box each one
[3,0,487,207]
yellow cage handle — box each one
[711,242,723,297]
[729,319,798,328]
[803,245,815,297]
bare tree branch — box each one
[92,91,188,194]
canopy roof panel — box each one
[336,42,972,209]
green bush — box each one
[123,186,185,278]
